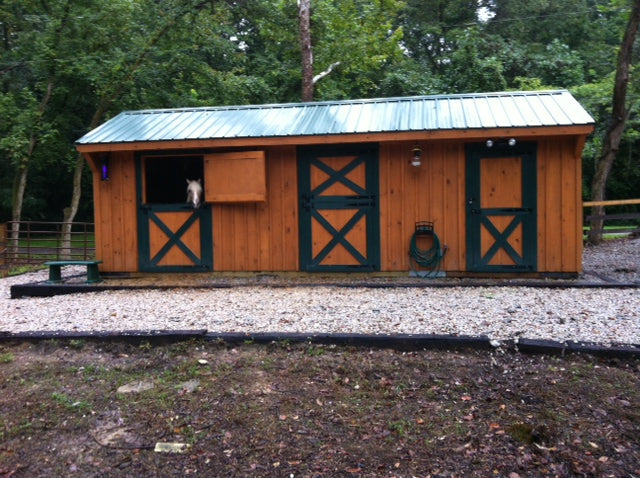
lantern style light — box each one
[411,145,422,167]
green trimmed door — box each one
[138,204,212,272]
[466,142,537,272]
[137,156,213,272]
[298,144,380,272]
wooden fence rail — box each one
[583,198,640,207]
[0,221,96,276]
[584,199,640,236]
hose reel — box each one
[409,221,447,278]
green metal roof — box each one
[76,90,594,145]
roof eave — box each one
[75,124,595,154]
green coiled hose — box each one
[409,222,446,278]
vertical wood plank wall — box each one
[536,137,583,273]
[379,137,584,273]
[90,151,139,272]
[88,134,585,274]
[379,141,467,271]
[212,146,299,271]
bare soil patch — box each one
[1,339,639,477]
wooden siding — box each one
[379,137,584,273]
[86,151,139,272]
[85,134,586,274]
[212,146,299,271]
[379,141,467,272]
[536,137,583,273]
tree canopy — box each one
[1,0,639,223]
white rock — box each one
[1,238,638,346]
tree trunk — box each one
[298,0,314,102]
[588,0,640,244]
[10,162,29,259]
[10,80,54,257]
[61,153,85,259]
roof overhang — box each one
[76,124,595,154]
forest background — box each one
[1,0,639,226]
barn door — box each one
[137,155,213,272]
[466,142,537,272]
[298,144,380,272]
[138,205,212,272]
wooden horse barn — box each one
[75,90,594,277]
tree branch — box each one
[313,61,340,84]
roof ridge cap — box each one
[118,90,571,115]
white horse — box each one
[186,179,203,208]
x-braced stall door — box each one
[298,144,380,272]
[137,155,213,272]
[466,142,537,272]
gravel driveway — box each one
[2,238,638,346]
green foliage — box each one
[1,0,638,221]
[310,0,406,99]
[0,352,15,364]
[0,89,40,167]
[442,28,508,92]
[533,39,585,87]
[51,392,92,413]
[573,70,640,204]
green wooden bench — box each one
[44,260,103,284]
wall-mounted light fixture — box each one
[486,138,517,148]
[100,154,110,181]
[411,145,422,167]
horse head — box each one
[186,179,203,209]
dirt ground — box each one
[1,339,639,477]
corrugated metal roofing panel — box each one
[541,94,572,125]
[76,90,594,145]
[499,96,527,127]
[432,98,448,129]
[459,96,482,129]
[473,97,497,129]
[448,97,467,129]
[403,99,419,130]
[553,92,594,125]
[485,96,510,127]
[523,94,556,126]
[511,95,542,127]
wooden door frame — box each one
[465,142,538,272]
[298,144,380,272]
[136,154,213,272]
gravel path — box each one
[2,238,639,345]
